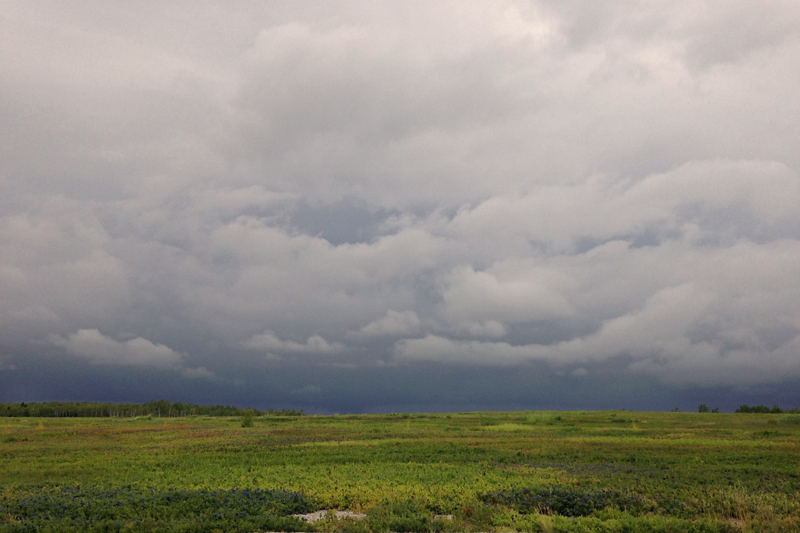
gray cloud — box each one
[2,1,799,410]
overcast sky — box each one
[2,1,800,413]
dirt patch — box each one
[293,510,367,523]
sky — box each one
[2,1,800,413]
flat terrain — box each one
[1,411,799,532]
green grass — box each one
[1,411,798,531]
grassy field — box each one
[1,410,799,532]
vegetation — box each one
[0,400,303,418]
[0,486,313,532]
[734,405,796,414]
[240,409,255,428]
[1,410,799,531]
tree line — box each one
[0,400,303,418]
[694,404,800,413]
[733,404,798,414]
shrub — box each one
[479,485,687,518]
[0,485,317,532]
[365,500,434,533]
[241,409,254,428]
[357,500,459,532]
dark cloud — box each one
[1,2,799,412]
[290,198,397,245]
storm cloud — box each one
[2,1,799,412]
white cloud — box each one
[51,329,214,378]
[243,330,344,354]
[191,186,294,216]
[440,263,574,325]
[462,320,508,339]
[56,329,182,368]
[395,335,534,366]
[2,2,800,398]
[395,262,800,385]
[356,310,421,338]
[443,159,800,255]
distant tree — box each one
[698,404,709,413]
[241,409,254,428]
[711,408,720,413]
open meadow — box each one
[1,410,799,532]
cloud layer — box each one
[2,1,799,410]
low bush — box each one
[364,500,453,533]
[240,409,254,428]
[480,485,686,518]
[0,485,316,532]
